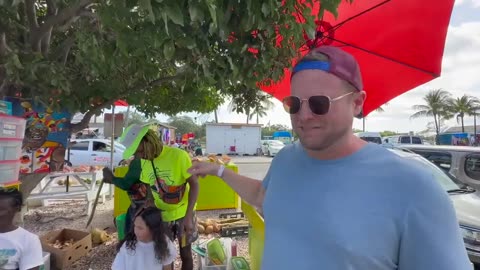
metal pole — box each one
[474,112,477,146]
[124,105,130,129]
[109,105,115,198]
[110,106,115,169]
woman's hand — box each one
[102,167,114,184]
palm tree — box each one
[447,95,480,133]
[214,110,219,123]
[410,89,453,143]
[229,91,273,124]
[249,93,274,124]
[362,104,388,132]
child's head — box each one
[118,207,171,261]
[133,206,165,242]
[0,187,22,221]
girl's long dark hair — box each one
[117,207,171,261]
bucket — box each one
[116,213,127,241]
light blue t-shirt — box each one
[261,142,471,270]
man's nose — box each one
[297,100,315,120]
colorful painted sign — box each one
[6,98,70,174]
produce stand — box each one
[241,200,265,270]
[196,163,239,211]
[113,163,240,217]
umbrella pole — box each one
[109,105,115,198]
[124,105,130,129]
[87,105,117,227]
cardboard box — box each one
[40,229,92,269]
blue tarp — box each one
[273,131,292,138]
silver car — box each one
[391,148,480,266]
[399,145,480,191]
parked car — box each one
[354,132,383,144]
[67,139,125,167]
[399,145,480,191]
[383,135,423,145]
[389,147,480,266]
[261,140,285,156]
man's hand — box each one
[102,167,114,184]
[187,161,220,178]
[181,212,194,235]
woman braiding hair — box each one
[104,124,200,270]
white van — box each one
[354,132,382,144]
[383,135,423,145]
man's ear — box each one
[353,91,366,117]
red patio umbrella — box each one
[258,0,455,116]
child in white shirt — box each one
[0,187,43,270]
[112,207,176,270]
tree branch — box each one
[25,0,39,31]
[56,9,98,32]
[0,32,11,56]
[25,0,41,51]
[31,0,93,47]
[41,0,59,56]
[60,37,76,65]
[69,102,111,133]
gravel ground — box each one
[23,198,250,270]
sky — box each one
[111,1,480,134]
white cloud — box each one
[455,0,480,7]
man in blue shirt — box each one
[188,46,471,269]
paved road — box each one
[231,156,272,180]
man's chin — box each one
[298,137,330,151]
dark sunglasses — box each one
[282,92,354,115]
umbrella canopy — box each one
[114,100,128,107]
[259,0,455,116]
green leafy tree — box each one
[249,92,274,124]
[411,89,453,143]
[167,115,200,138]
[262,123,291,137]
[1,0,346,133]
[0,0,346,196]
[124,110,148,126]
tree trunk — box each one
[19,173,48,199]
[461,116,465,133]
[362,117,366,132]
[434,114,440,145]
[214,110,218,123]
[256,113,259,124]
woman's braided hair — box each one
[141,129,163,161]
